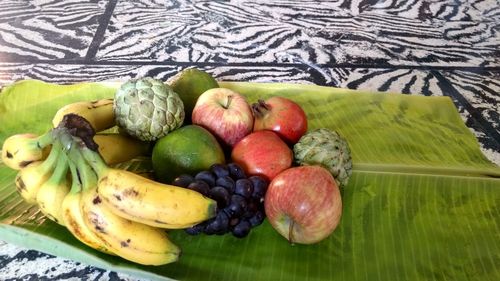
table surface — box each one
[0,0,499,280]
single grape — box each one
[227,202,243,217]
[185,222,205,235]
[227,194,247,217]
[209,186,231,208]
[204,211,230,235]
[232,220,251,238]
[249,176,268,200]
[215,211,230,234]
[210,163,230,178]
[205,219,223,234]
[172,174,195,188]
[187,180,210,196]
[222,208,233,219]
[227,163,246,180]
[242,200,258,219]
[229,217,240,227]
[235,179,253,199]
[215,176,235,194]
[195,170,216,187]
[249,210,265,227]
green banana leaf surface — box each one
[0,80,499,281]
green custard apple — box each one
[114,77,185,141]
[293,128,353,189]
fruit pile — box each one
[1,68,353,266]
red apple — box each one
[192,88,253,147]
[231,130,292,181]
[265,166,342,244]
[252,97,307,144]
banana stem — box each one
[37,140,62,174]
[79,143,108,178]
[67,144,83,194]
[56,125,106,187]
[58,127,102,192]
[74,148,98,191]
[46,143,69,185]
[35,131,55,149]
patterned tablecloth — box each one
[0,0,499,280]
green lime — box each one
[152,125,225,183]
[168,68,219,122]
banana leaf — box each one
[0,80,499,281]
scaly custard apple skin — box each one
[293,128,352,189]
[114,77,185,141]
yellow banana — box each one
[52,99,115,132]
[61,150,114,254]
[81,188,180,265]
[94,134,150,165]
[97,169,217,229]
[36,150,70,225]
[74,149,180,265]
[15,143,61,203]
[1,133,52,170]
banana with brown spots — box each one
[96,169,217,229]
[61,148,114,255]
[52,99,115,132]
[1,133,52,170]
[74,146,179,265]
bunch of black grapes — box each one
[172,163,268,238]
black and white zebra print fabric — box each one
[0,0,106,60]
[93,0,499,66]
[1,0,498,66]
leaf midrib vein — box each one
[353,163,500,179]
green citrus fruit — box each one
[168,68,219,122]
[152,125,225,183]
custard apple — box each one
[293,128,352,188]
[114,77,185,141]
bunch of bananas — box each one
[1,100,217,265]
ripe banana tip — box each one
[45,214,59,224]
[3,150,36,169]
[172,250,181,262]
[4,150,13,159]
[209,201,218,218]
[19,160,35,168]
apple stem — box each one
[223,95,233,109]
[251,99,270,118]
